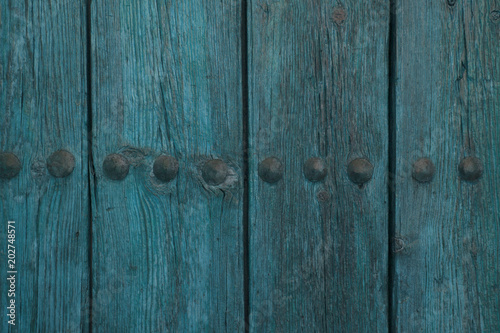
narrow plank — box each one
[0,0,89,331]
[248,1,390,331]
[394,0,500,331]
[90,0,244,331]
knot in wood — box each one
[332,7,347,25]
[316,190,331,202]
[490,10,500,23]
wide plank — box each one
[248,1,390,331]
[393,0,500,331]
[90,0,245,331]
[0,0,89,331]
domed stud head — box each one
[153,155,179,182]
[202,159,228,186]
[0,152,21,179]
[103,153,129,180]
[258,157,283,184]
[303,157,327,182]
[412,158,435,183]
[47,150,75,178]
[458,157,483,182]
[347,158,374,185]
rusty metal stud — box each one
[47,150,75,178]
[347,158,373,185]
[303,157,327,182]
[458,157,483,182]
[202,159,228,186]
[0,152,21,179]
[412,158,435,183]
[153,155,179,182]
[103,153,129,180]
[258,157,283,184]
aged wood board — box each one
[90,0,245,331]
[0,0,90,331]
[248,0,390,331]
[393,0,500,331]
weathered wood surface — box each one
[248,1,390,331]
[393,0,500,331]
[90,0,245,331]
[0,0,89,332]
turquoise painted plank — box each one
[393,0,500,331]
[0,0,89,332]
[90,0,245,331]
[248,1,390,331]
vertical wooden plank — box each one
[248,0,389,331]
[394,0,500,331]
[0,0,89,332]
[91,0,244,331]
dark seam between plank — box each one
[241,0,250,332]
[387,1,397,332]
[86,0,94,332]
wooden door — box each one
[0,0,499,332]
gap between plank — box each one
[85,0,94,331]
[387,1,397,332]
[241,0,250,331]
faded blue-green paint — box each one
[0,0,89,332]
[90,0,245,331]
[248,1,390,331]
[1,0,499,331]
[393,0,500,331]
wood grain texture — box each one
[248,1,389,331]
[0,0,89,332]
[90,0,244,331]
[393,0,500,331]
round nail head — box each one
[304,157,327,182]
[347,158,374,185]
[258,157,283,184]
[202,159,228,186]
[47,150,75,178]
[458,157,483,182]
[0,152,21,179]
[412,158,435,183]
[153,155,179,182]
[103,154,129,180]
